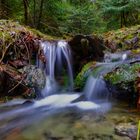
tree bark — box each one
[33,0,36,27]
[122,11,126,26]
[23,0,29,25]
[37,0,44,29]
[120,13,123,28]
[0,0,7,18]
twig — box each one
[0,44,11,63]
[21,39,31,64]
[8,76,25,93]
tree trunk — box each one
[0,0,7,18]
[23,0,29,25]
[37,0,44,29]
[120,13,123,28]
[122,11,126,26]
[33,0,36,27]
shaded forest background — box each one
[0,0,140,36]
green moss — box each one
[104,63,140,85]
[0,19,56,43]
[104,25,140,51]
[28,27,55,40]
[74,62,106,89]
[75,62,96,89]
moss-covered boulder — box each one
[68,35,105,74]
[104,62,140,105]
[104,63,140,85]
[75,60,140,106]
[74,61,118,89]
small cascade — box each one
[84,76,110,103]
[38,40,73,97]
[104,51,130,63]
[82,62,121,103]
[37,40,115,109]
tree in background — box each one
[23,0,29,24]
[100,0,140,29]
[0,0,10,18]
[0,0,140,36]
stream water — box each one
[0,40,140,140]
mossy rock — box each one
[75,62,96,89]
[75,60,140,93]
[104,63,140,102]
[74,62,114,89]
[20,65,46,89]
[104,63,140,85]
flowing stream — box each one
[0,41,139,140]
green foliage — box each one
[100,0,140,29]
[1,0,140,36]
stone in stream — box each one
[20,65,46,89]
[115,123,137,140]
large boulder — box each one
[75,59,140,106]
[20,65,46,89]
[68,35,105,74]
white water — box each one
[84,76,110,102]
[35,93,80,108]
[104,51,130,62]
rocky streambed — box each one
[0,102,139,140]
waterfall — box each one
[81,61,121,103]
[38,40,73,97]
[33,40,114,115]
[36,40,113,110]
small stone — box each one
[115,123,137,140]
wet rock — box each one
[20,65,46,89]
[43,132,63,140]
[104,51,131,62]
[23,100,34,105]
[73,133,114,140]
[104,63,140,104]
[68,35,105,74]
[74,62,97,89]
[115,123,137,140]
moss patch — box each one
[104,25,140,51]
[74,62,96,89]
[0,20,55,42]
[104,63,140,85]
